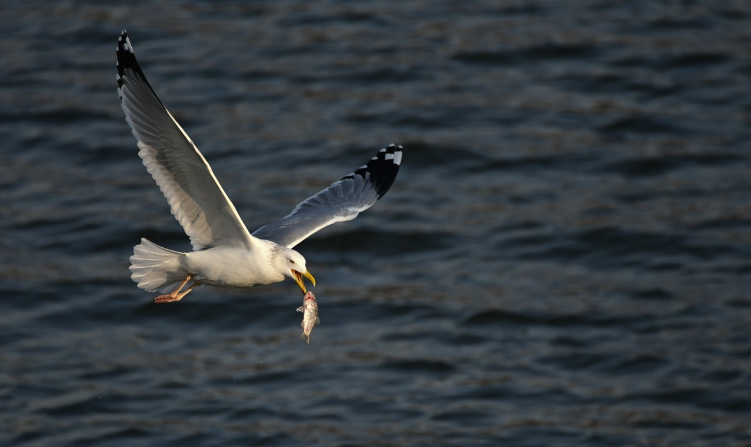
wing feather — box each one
[253,144,403,248]
[117,31,254,251]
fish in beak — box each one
[297,291,320,344]
[291,269,316,294]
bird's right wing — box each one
[117,31,255,251]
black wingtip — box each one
[342,144,403,199]
[116,31,163,105]
[116,31,136,88]
[116,31,137,70]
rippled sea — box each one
[2,1,751,446]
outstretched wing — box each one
[252,144,403,248]
[117,31,255,251]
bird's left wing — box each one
[117,31,255,251]
[252,144,403,248]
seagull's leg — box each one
[174,282,199,300]
[153,275,193,304]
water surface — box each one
[2,1,751,446]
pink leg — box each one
[153,275,197,304]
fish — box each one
[296,291,320,344]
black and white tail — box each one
[129,239,187,293]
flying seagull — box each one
[116,31,402,303]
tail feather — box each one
[129,238,187,293]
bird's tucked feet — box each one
[153,275,197,304]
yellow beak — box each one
[291,269,316,294]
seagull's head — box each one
[280,248,315,294]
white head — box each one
[275,246,315,294]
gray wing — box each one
[252,144,403,248]
[117,31,255,251]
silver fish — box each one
[296,291,320,344]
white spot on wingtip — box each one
[371,157,378,160]
[385,153,394,160]
[379,148,386,152]
[394,152,403,165]
[123,43,130,51]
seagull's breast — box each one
[181,246,283,288]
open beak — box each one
[291,269,316,294]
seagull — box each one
[116,31,402,303]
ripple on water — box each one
[2,1,751,446]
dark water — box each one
[2,1,751,445]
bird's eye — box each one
[289,259,295,264]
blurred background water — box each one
[2,1,751,446]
